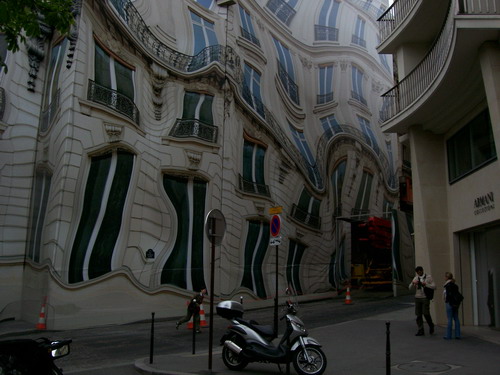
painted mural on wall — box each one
[0,0,413,327]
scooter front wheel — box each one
[222,345,249,371]
[292,345,327,375]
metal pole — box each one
[386,321,391,375]
[149,312,155,364]
[192,314,196,355]
[208,219,216,371]
[274,245,279,336]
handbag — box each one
[424,286,434,300]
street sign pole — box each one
[269,210,282,337]
[204,209,226,372]
[274,243,279,336]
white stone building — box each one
[0,0,399,329]
[378,0,500,329]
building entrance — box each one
[462,224,500,328]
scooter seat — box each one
[235,318,276,339]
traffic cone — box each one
[344,287,353,305]
[199,304,207,327]
[187,316,194,329]
[36,297,47,330]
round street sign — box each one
[270,214,281,237]
[205,209,226,245]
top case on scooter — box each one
[216,301,244,319]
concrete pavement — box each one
[134,305,500,375]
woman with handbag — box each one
[443,272,462,340]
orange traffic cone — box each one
[199,304,207,327]
[344,287,353,305]
[187,316,194,329]
[36,297,47,330]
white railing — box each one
[458,0,500,13]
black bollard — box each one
[385,321,391,375]
[192,319,196,355]
[150,312,155,364]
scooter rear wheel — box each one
[292,345,327,375]
[222,346,249,371]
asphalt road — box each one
[8,290,414,374]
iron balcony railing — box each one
[377,0,419,42]
[242,84,266,119]
[351,35,367,48]
[240,27,260,47]
[314,25,339,41]
[40,89,60,132]
[351,90,367,106]
[317,92,334,105]
[108,0,239,74]
[277,61,300,105]
[291,204,321,230]
[238,174,271,197]
[458,0,500,13]
[87,80,140,125]
[380,1,454,122]
[266,0,297,26]
[346,0,387,20]
[169,118,218,143]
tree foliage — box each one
[0,0,74,57]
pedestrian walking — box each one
[409,266,436,336]
[176,289,207,333]
[443,272,462,340]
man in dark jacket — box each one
[176,289,207,333]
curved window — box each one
[357,115,380,155]
[243,64,265,118]
[241,220,270,298]
[190,11,218,55]
[315,0,340,41]
[331,159,346,216]
[239,6,260,46]
[161,175,207,291]
[351,66,366,105]
[27,168,53,263]
[69,150,134,283]
[318,64,334,104]
[287,240,306,295]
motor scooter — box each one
[0,337,72,375]
[217,298,327,375]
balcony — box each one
[317,92,334,105]
[291,204,321,230]
[314,25,339,42]
[169,118,218,143]
[242,84,265,119]
[277,61,300,105]
[87,80,140,125]
[240,27,260,47]
[266,0,296,26]
[379,1,500,133]
[351,35,367,48]
[238,174,270,197]
[107,0,239,75]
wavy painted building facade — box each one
[0,0,400,328]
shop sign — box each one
[474,192,495,215]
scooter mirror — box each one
[50,342,71,358]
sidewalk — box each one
[134,306,500,375]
